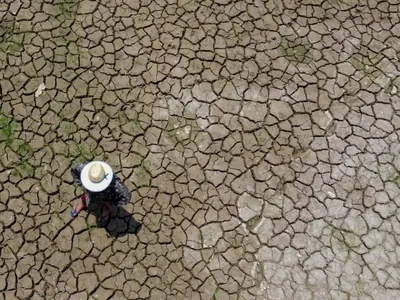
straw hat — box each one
[80,161,113,192]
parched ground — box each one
[1,0,400,299]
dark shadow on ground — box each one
[87,202,142,238]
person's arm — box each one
[114,178,131,205]
[71,163,86,186]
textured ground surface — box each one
[1,0,400,299]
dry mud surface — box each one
[1,0,400,299]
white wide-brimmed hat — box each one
[80,161,114,192]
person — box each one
[70,161,131,226]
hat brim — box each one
[80,161,114,192]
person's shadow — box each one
[88,202,142,238]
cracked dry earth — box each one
[1,0,400,299]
